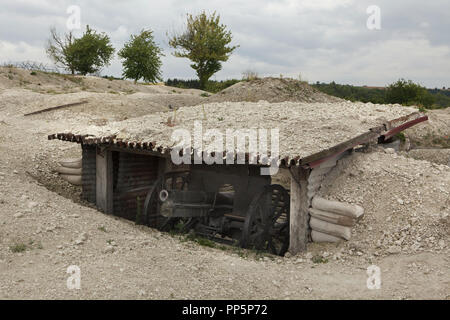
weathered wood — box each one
[109,146,169,158]
[96,147,113,214]
[24,100,88,116]
[299,130,380,166]
[289,166,310,254]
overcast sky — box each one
[0,0,449,87]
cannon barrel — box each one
[159,190,234,218]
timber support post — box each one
[289,166,310,254]
[96,147,113,214]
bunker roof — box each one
[49,101,427,167]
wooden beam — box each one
[108,146,169,158]
[96,147,113,214]
[24,100,88,116]
[299,130,380,167]
[289,166,310,254]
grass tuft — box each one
[10,243,27,253]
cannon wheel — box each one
[241,184,290,256]
[142,171,189,231]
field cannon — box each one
[139,167,290,256]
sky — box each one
[0,0,449,88]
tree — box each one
[385,79,435,108]
[168,11,239,89]
[68,25,115,75]
[118,29,163,83]
[46,27,76,74]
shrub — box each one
[386,79,435,108]
[242,70,259,81]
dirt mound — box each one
[205,77,342,103]
[318,148,449,257]
[0,66,152,94]
[0,66,206,97]
[404,108,450,148]
[0,67,207,123]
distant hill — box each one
[312,82,450,109]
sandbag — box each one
[55,166,82,175]
[60,174,82,186]
[59,157,82,169]
[309,208,355,227]
[309,216,351,240]
[312,196,364,220]
[309,166,333,179]
[311,230,342,243]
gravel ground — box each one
[318,148,449,258]
[0,71,449,300]
[402,148,450,166]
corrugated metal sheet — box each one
[81,145,96,204]
[113,152,159,221]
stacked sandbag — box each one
[309,196,364,243]
[56,157,82,186]
[306,151,351,203]
[307,161,336,203]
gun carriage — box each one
[139,165,290,256]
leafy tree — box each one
[68,25,115,75]
[386,79,435,107]
[168,11,239,89]
[46,27,76,74]
[118,29,163,83]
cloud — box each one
[0,40,49,63]
[263,0,353,15]
[0,0,448,87]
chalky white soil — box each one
[66,101,419,162]
[0,69,448,299]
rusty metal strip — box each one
[380,115,428,141]
[383,111,422,131]
[305,113,428,168]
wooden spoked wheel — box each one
[241,184,290,256]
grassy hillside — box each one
[312,82,450,109]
